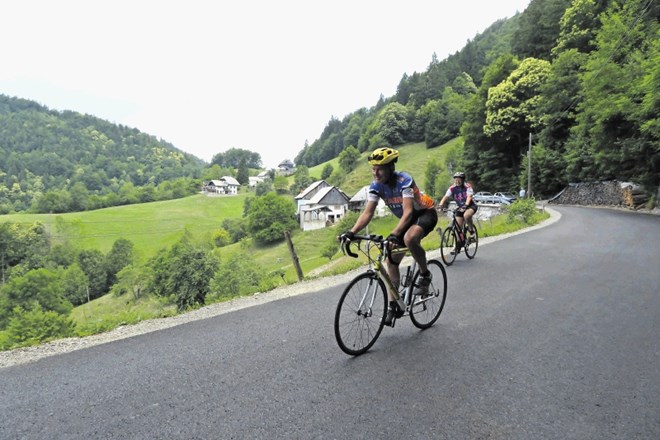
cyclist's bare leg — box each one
[403,224,429,275]
[386,252,404,302]
[464,208,475,232]
[455,213,465,232]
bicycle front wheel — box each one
[440,227,458,266]
[334,272,387,356]
[409,260,447,329]
[464,226,479,259]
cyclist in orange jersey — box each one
[340,147,437,326]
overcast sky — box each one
[1,0,531,169]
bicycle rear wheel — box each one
[440,227,458,266]
[464,226,479,259]
[334,272,387,356]
[409,260,447,329]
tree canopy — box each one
[211,148,262,169]
[295,0,659,195]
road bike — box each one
[334,234,448,356]
[439,207,479,266]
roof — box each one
[295,180,330,200]
[308,186,350,204]
[308,186,334,204]
[349,185,370,202]
[221,176,240,186]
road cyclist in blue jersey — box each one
[339,147,438,326]
[438,171,478,252]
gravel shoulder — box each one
[2,207,564,369]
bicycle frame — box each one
[342,234,417,310]
[446,208,471,238]
[439,207,479,265]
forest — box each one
[295,0,659,197]
[0,94,215,214]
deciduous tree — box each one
[245,193,297,245]
[338,146,360,173]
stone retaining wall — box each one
[548,181,651,209]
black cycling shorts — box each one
[456,204,478,217]
[410,208,438,237]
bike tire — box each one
[440,227,458,266]
[334,272,387,356]
[464,227,479,259]
[409,260,447,329]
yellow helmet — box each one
[368,147,399,166]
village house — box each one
[202,176,240,195]
[277,159,295,175]
[295,180,350,231]
[248,170,271,187]
[349,185,388,217]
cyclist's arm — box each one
[438,187,452,208]
[465,185,474,206]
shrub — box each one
[1,306,76,350]
[210,253,262,299]
[321,243,340,261]
[212,228,231,247]
[506,198,538,224]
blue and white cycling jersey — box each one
[367,171,435,218]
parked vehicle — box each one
[474,191,511,205]
[494,192,517,203]
[473,191,497,204]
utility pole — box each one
[527,133,532,197]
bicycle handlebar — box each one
[340,233,384,258]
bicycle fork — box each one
[356,271,381,318]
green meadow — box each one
[1,194,249,261]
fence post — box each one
[285,231,304,281]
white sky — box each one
[1,0,531,169]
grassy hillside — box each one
[0,193,249,261]
[307,139,462,197]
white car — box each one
[474,191,510,205]
[473,191,496,204]
[494,192,517,203]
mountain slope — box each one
[0,94,206,213]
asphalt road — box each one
[1,206,658,440]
